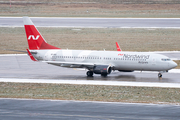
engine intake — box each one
[93,65,112,74]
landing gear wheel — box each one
[101,73,107,77]
[158,73,162,78]
[87,71,93,77]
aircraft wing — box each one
[42,61,111,69]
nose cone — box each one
[169,61,177,69]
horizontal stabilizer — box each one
[27,49,37,61]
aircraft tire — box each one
[158,73,162,78]
[87,71,93,77]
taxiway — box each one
[1,17,180,28]
[0,98,180,120]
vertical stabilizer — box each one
[23,16,60,50]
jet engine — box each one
[93,65,112,75]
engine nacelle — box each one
[93,65,112,74]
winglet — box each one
[27,49,37,61]
[116,42,122,51]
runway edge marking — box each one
[1,98,180,106]
[0,78,180,88]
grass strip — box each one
[1,27,180,68]
[1,27,180,54]
[1,3,180,18]
[174,60,180,69]
[0,82,180,104]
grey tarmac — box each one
[1,17,180,28]
[0,98,180,120]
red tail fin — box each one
[23,17,60,50]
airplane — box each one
[23,16,177,78]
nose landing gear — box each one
[158,73,162,78]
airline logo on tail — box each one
[23,16,60,50]
[28,35,40,40]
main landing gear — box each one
[86,71,108,77]
[158,73,162,78]
[86,71,93,77]
[101,73,107,77]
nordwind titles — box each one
[123,54,150,60]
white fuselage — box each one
[31,49,177,72]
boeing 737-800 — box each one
[23,17,177,78]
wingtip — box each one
[116,42,122,51]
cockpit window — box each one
[161,58,171,61]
